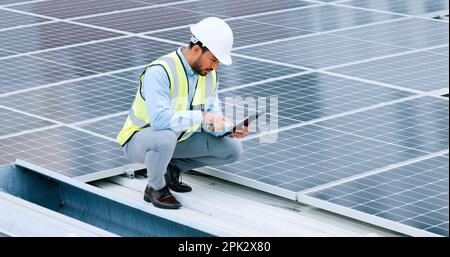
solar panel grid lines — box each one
[7,0,155,19]
[31,37,177,73]
[0,8,49,30]
[0,34,133,61]
[331,18,449,51]
[234,33,417,69]
[0,21,123,55]
[0,75,137,124]
[208,124,433,193]
[327,47,449,92]
[75,113,128,140]
[315,96,449,154]
[0,126,130,177]
[218,72,414,127]
[0,105,56,137]
[0,0,51,8]
[302,155,449,236]
[0,57,145,99]
[161,0,314,19]
[238,94,426,144]
[298,149,450,196]
[339,0,449,16]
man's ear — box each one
[192,45,202,55]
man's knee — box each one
[145,130,177,154]
[221,138,243,163]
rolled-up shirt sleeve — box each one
[142,66,203,132]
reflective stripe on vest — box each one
[116,51,217,146]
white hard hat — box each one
[190,17,234,65]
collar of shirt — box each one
[177,47,196,77]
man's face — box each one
[192,48,220,76]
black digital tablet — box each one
[220,110,266,137]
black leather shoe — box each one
[143,185,181,209]
[164,163,192,193]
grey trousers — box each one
[122,128,243,190]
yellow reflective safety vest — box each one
[116,51,217,146]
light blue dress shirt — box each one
[141,48,225,136]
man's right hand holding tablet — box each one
[202,112,235,133]
[202,112,252,138]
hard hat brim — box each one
[217,54,232,65]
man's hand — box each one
[203,112,233,132]
[231,121,251,138]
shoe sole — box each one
[143,195,181,209]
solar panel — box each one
[76,6,217,34]
[217,57,304,90]
[219,72,413,127]
[33,42,304,91]
[316,96,449,154]
[431,45,449,56]
[0,56,96,95]
[146,18,312,48]
[108,68,145,83]
[0,126,129,178]
[329,48,449,92]
[333,18,449,51]
[235,33,408,69]
[0,75,136,124]
[242,4,401,34]
[204,122,429,198]
[0,22,122,55]
[0,49,15,58]
[301,155,449,237]
[0,9,49,30]
[9,0,153,19]
[341,0,449,16]
[104,56,305,91]
[167,0,313,18]
[76,113,128,140]
[32,37,177,73]
[0,106,56,138]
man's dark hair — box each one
[189,37,209,53]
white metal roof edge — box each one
[13,159,237,236]
[0,191,116,237]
